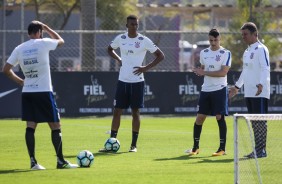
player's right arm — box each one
[2,63,24,86]
[34,21,64,47]
[107,45,122,66]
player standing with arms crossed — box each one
[99,15,164,152]
[229,22,270,158]
[185,29,232,156]
[2,21,78,169]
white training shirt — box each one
[200,46,232,92]
[7,38,59,92]
[235,41,270,99]
[110,32,158,83]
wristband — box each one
[235,85,240,90]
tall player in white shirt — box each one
[185,29,232,156]
[99,15,164,153]
[2,21,78,169]
[229,22,270,158]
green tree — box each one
[96,0,137,30]
[22,0,80,30]
[224,0,282,71]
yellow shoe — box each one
[212,149,226,156]
[185,148,199,156]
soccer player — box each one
[2,21,78,170]
[185,28,232,156]
[229,22,270,158]
[99,15,164,153]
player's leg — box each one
[128,81,144,152]
[130,108,140,152]
[245,98,268,158]
[110,108,123,138]
[25,121,43,170]
[22,92,45,170]
[212,115,227,156]
[194,114,206,147]
[110,81,130,138]
[211,87,228,156]
[185,91,210,155]
[48,122,78,169]
[99,81,128,152]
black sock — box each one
[217,116,227,151]
[51,129,64,162]
[193,123,202,149]
[25,127,36,163]
[110,130,118,138]
[131,131,139,147]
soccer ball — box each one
[76,150,94,167]
[104,138,120,152]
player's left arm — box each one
[2,63,24,86]
[133,38,165,75]
[133,48,164,75]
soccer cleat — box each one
[185,148,199,155]
[31,163,46,170]
[57,160,78,169]
[212,149,226,156]
[129,146,137,152]
[244,150,267,159]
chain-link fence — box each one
[2,30,282,72]
[1,1,282,72]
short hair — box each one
[127,15,138,22]
[240,22,258,33]
[28,21,42,35]
[208,28,220,38]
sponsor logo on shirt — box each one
[23,58,38,65]
[23,48,38,56]
[250,53,254,59]
[25,70,38,78]
[215,55,221,62]
[135,42,140,48]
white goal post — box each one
[233,114,282,184]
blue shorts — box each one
[22,92,60,123]
[197,87,228,116]
[245,97,268,114]
[114,80,144,109]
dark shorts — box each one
[245,97,268,114]
[114,80,145,109]
[197,87,228,116]
[22,92,60,123]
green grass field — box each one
[0,116,235,184]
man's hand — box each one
[255,84,263,96]
[133,66,146,75]
[229,87,239,98]
[192,67,205,76]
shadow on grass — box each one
[154,155,233,163]
[0,169,33,174]
[93,151,129,156]
[64,151,130,158]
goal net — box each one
[233,114,282,184]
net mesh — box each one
[234,114,282,184]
